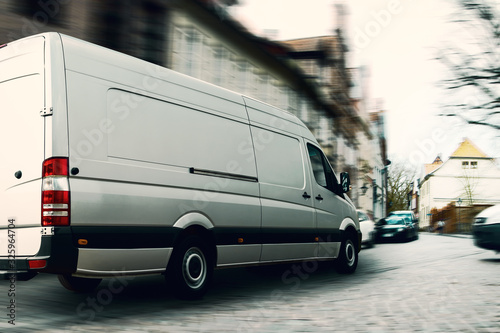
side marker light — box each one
[78,239,88,246]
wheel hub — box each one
[183,247,206,289]
[345,241,355,266]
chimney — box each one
[334,1,347,32]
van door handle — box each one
[315,195,323,201]
[302,192,311,199]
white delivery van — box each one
[0,33,360,299]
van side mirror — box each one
[340,172,350,193]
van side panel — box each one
[0,36,46,257]
[62,38,262,274]
[106,89,256,176]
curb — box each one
[426,232,472,239]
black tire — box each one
[58,274,102,293]
[336,232,358,274]
[366,232,375,248]
[367,238,375,248]
[167,235,213,300]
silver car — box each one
[357,210,376,248]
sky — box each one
[230,0,500,170]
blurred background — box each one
[2,0,500,232]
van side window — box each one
[307,144,341,195]
[308,145,328,187]
[252,127,305,189]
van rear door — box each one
[0,36,46,259]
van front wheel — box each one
[167,235,213,300]
[335,232,358,274]
[58,274,102,293]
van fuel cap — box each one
[14,170,22,179]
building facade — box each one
[419,138,500,228]
[366,109,389,220]
[349,68,388,220]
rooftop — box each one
[450,138,489,159]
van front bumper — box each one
[473,224,500,251]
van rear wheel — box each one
[58,274,102,293]
[167,235,213,300]
[335,232,358,274]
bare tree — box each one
[437,0,500,131]
[458,169,479,205]
[386,160,417,213]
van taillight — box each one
[42,157,70,226]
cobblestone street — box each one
[1,233,499,332]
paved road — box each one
[1,233,499,332]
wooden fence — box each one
[429,203,492,234]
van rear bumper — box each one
[0,270,37,281]
[0,227,78,279]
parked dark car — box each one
[472,205,500,253]
[387,210,419,236]
[375,215,418,243]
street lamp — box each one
[360,183,369,195]
[457,198,462,233]
[381,160,391,217]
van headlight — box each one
[475,217,500,226]
[474,217,487,225]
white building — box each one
[350,66,388,220]
[419,138,500,228]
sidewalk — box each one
[426,231,472,239]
